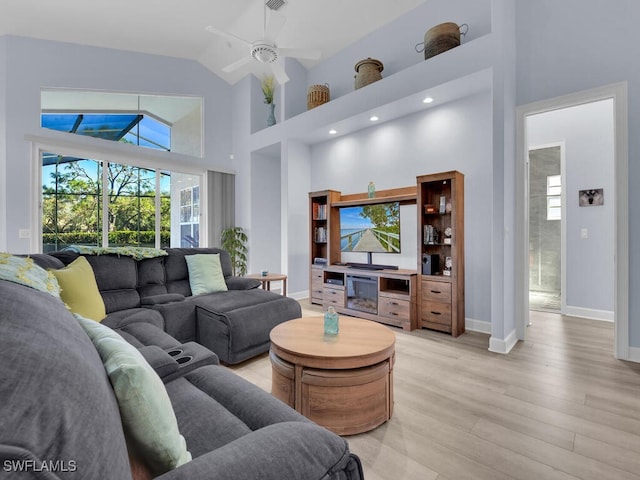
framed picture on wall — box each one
[578,188,604,206]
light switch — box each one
[581,228,588,239]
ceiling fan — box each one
[205,1,321,84]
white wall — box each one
[283,140,312,296]
[528,99,615,314]
[516,0,640,346]
[310,92,493,323]
[1,35,233,253]
[250,152,281,276]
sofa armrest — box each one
[137,345,179,379]
[225,276,260,290]
[141,293,185,306]
[156,422,363,480]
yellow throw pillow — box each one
[51,256,106,321]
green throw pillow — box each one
[0,253,60,297]
[75,315,191,476]
[51,256,106,321]
[185,253,228,296]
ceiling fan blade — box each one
[278,47,322,60]
[222,55,253,73]
[205,25,251,48]
[270,61,289,85]
[264,11,286,44]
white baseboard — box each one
[565,306,614,322]
[488,328,518,354]
[466,317,491,334]
[289,290,309,301]
[628,346,640,363]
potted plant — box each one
[261,75,276,126]
[221,226,248,277]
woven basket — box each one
[354,58,384,90]
[307,84,330,110]
[416,22,468,60]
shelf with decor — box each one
[417,171,464,336]
[249,34,493,149]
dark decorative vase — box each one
[267,103,276,126]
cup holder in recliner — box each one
[167,349,183,357]
[176,355,193,365]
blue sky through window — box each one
[41,113,171,150]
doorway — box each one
[515,83,629,359]
[528,145,563,312]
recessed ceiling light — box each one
[370,116,379,122]
[329,129,337,135]
[423,96,434,104]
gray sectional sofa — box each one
[0,268,364,479]
[39,247,302,364]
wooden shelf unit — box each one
[309,187,416,307]
[319,265,417,331]
[309,190,341,304]
[417,171,465,336]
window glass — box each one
[41,89,202,157]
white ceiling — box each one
[0,0,426,85]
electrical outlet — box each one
[581,228,588,239]
[19,229,31,239]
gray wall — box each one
[250,152,281,275]
[0,35,233,253]
[307,0,492,101]
[311,92,493,324]
[516,0,640,344]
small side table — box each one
[246,273,287,296]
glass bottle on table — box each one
[324,306,339,335]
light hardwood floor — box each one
[228,301,640,480]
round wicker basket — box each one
[416,22,468,60]
[354,58,384,90]
[307,84,330,110]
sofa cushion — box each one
[84,254,140,312]
[76,315,191,476]
[194,289,302,364]
[0,280,132,480]
[51,255,106,321]
[137,256,168,298]
[185,253,228,295]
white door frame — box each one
[515,82,629,359]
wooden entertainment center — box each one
[309,171,465,336]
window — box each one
[546,175,562,221]
[41,89,203,157]
[42,155,172,251]
[39,89,206,251]
[179,186,200,247]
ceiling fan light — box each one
[251,44,278,64]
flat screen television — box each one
[339,203,401,255]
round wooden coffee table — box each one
[269,316,395,435]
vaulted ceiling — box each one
[0,0,426,84]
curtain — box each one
[207,170,235,247]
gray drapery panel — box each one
[207,170,235,247]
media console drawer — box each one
[421,300,452,326]
[421,279,452,303]
[379,296,411,319]
[323,285,345,307]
